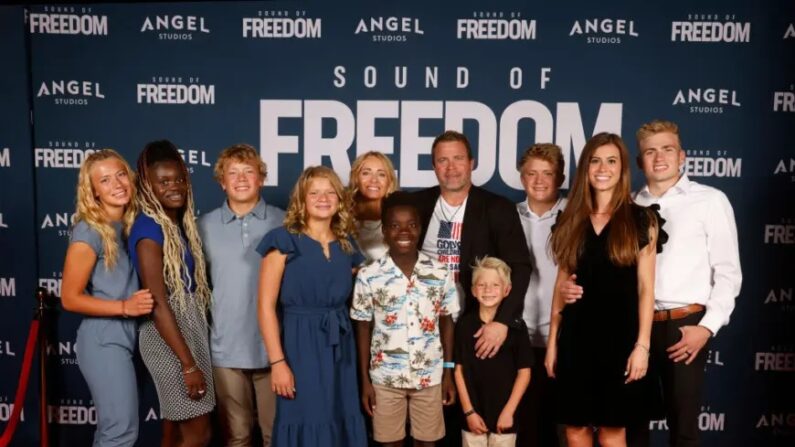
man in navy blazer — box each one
[411,130,532,358]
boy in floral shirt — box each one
[352,192,460,446]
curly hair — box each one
[74,149,138,270]
[284,166,356,253]
[135,140,210,313]
[213,143,267,184]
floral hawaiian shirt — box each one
[351,251,460,389]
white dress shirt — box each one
[634,175,742,336]
[517,197,567,347]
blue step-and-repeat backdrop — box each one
[1,1,793,446]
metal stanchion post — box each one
[35,287,51,447]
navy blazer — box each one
[410,185,532,328]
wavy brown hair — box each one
[135,140,210,313]
[549,133,650,272]
[74,149,137,270]
[284,166,356,253]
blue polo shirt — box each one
[198,199,286,369]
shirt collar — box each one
[638,174,692,199]
[377,251,434,278]
[221,198,267,224]
[519,196,564,219]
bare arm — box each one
[440,314,456,405]
[636,225,657,348]
[61,242,152,317]
[544,267,570,378]
[455,365,488,435]
[354,320,375,416]
[496,368,532,433]
[257,250,294,399]
[626,225,656,383]
[135,239,195,366]
[135,238,206,399]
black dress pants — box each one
[627,310,708,447]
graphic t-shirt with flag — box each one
[421,196,467,316]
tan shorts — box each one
[372,384,445,442]
[462,430,517,447]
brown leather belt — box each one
[653,304,705,322]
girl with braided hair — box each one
[61,149,153,446]
[128,140,214,447]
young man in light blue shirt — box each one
[198,144,285,447]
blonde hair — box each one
[135,140,211,313]
[472,256,512,286]
[75,149,137,270]
[348,151,398,199]
[517,143,566,185]
[213,143,267,183]
[636,120,681,146]
[284,166,356,253]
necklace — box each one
[439,197,464,222]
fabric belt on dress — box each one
[282,305,350,361]
[653,303,705,322]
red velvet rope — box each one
[0,319,40,447]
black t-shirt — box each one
[454,311,534,433]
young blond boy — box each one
[455,257,533,447]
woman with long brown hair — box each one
[257,166,367,447]
[128,140,214,447]
[61,149,153,446]
[544,133,664,447]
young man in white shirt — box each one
[560,120,742,447]
[515,144,567,447]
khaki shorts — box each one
[372,384,445,442]
[462,430,517,447]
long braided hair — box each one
[75,149,137,270]
[135,140,210,312]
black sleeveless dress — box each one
[554,204,665,427]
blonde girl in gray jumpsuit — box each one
[61,149,154,446]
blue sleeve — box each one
[70,221,102,256]
[256,226,298,261]
[349,236,366,267]
[128,214,164,252]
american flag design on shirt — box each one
[436,220,462,282]
[439,220,463,239]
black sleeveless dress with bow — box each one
[554,204,666,427]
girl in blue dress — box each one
[257,166,367,447]
[61,149,154,446]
